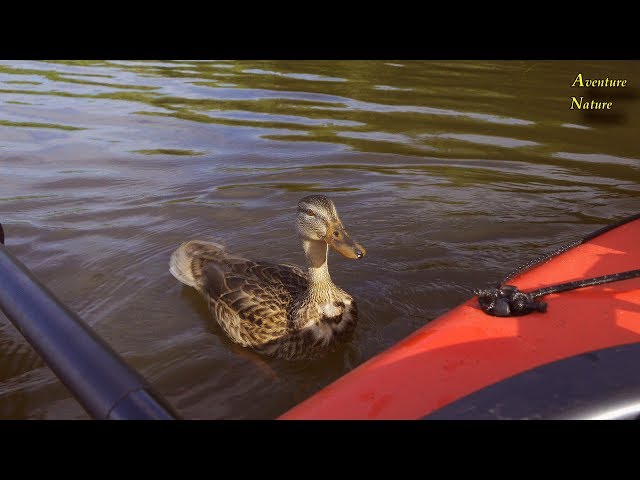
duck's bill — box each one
[327,228,366,259]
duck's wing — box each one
[170,241,307,339]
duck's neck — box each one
[302,239,336,298]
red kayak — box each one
[281,215,640,420]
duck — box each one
[169,195,366,360]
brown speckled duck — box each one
[169,195,366,360]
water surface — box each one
[1,60,639,418]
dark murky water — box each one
[0,60,639,419]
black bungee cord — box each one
[475,213,640,317]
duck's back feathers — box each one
[170,240,309,347]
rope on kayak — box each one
[527,269,640,298]
[475,212,640,317]
[501,212,640,282]
[475,269,640,317]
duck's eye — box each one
[333,231,340,237]
[306,209,315,217]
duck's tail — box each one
[169,240,226,288]
[169,242,198,288]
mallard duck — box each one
[169,195,366,360]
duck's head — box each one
[296,195,366,259]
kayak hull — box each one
[281,217,640,420]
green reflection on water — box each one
[1,60,639,196]
[130,149,205,156]
[217,183,359,193]
[0,64,157,92]
[4,80,41,85]
[165,197,198,204]
[0,195,56,201]
[0,119,84,130]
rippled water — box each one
[0,60,639,419]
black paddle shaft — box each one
[0,240,180,420]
